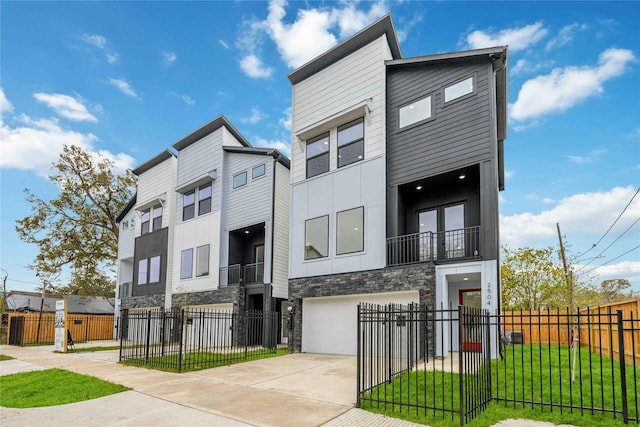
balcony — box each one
[219,262,265,287]
[386,226,480,266]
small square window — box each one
[121,221,128,230]
[399,96,433,129]
[304,215,329,260]
[444,76,474,103]
[233,171,247,189]
[198,184,212,215]
[337,207,364,255]
[129,218,135,230]
[252,164,266,179]
[306,133,330,178]
[183,191,195,220]
[180,249,193,279]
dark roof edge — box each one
[132,149,176,176]
[172,115,252,151]
[223,146,291,169]
[288,14,401,85]
[386,46,507,67]
[116,193,137,223]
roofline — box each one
[386,46,507,67]
[223,146,291,169]
[288,14,401,85]
[172,115,252,151]
[131,149,176,176]
[116,192,137,223]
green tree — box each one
[15,145,136,297]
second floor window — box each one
[337,118,364,168]
[152,206,163,231]
[233,171,247,189]
[306,133,329,178]
[183,191,195,220]
[180,248,193,279]
[198,184,212,215]
[141,209,150,234]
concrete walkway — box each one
[0,343,423,427]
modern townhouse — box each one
[287,15,507,356]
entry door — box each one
[459,289,482,351]
[418,210,437,261]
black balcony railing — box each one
[219,263,265,287]
[386,226,480,266]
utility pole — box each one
[36,280,48,343]
[556,222,573,309]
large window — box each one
[198,184,212,215]
[233,171,247,189]
[306,133,329,178]
[137,259,148,285]
[149,256,161,283]
[183,191,195,220]
[337,207,364,255]
[140,209,150,234]
[196,245,210,277]
[444,76,474,103]
[304,215,329,260]
[152,206,163,231]
[180,249,193,279]
[338,118,364,168]
[399,96,433,129]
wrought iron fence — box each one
[386,226,480,266]
[119,308,279,372]
[219,264,242,287]
[357,303,640,425]
[218,263,265,287]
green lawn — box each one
[121,347,287,372]
[361,344,640,427]
[0,354,15,361]
[0,369,129,408]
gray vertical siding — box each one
[386,61,494,185]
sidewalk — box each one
[0,343,423,427]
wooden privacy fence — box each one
[7,312,115,345]
[502,298,640,365]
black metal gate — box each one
[8,316,24,345]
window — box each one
[252,164,266,179]
[121,220,128,230]
[129,218,135,230]
[180,249,193,279]
[196,245,210,277]
[141,209,150,234]
[304,215,329,260]
[137,259,148,285]
[337,207,364,255]
[306,133,329,178]
[149,256,161,283]
[399,96,433,129]
[338,118,364,168]
[152,205,163,231]
[183,191,195,220]
[198,184,212,215]
[444,76,474,103]
[233,171,247,189]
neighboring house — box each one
[287,15,507,356]
[115,116,290,342]
[4,291,114,314]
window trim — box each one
[140,209,150,234]
[149,255,161,284]
[137,258,148,285]
[233,171,247,189]
[198,184,212,216]
[397,95,435,131]
[152,205,163,231]
[252,164,266,179]
[196,244,210,277]
[337,117,365,168]
[336,206,365,255]
[180,248,193,279]
[443,74,477,106]
[304,214,330,260]
[305,132,330,179]
[183,190,195,221]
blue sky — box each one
[1,1,639,293]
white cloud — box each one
[0,88,14,114]
[510,48,636,122]
[465,22,548,52]
[33,93,97,122]
[253,136,290,156]
[510,59,554,77]
[0,114,134,177]
[181,95,195,105]
[396,13,424,43]
[240,54,273,79]
[591,260,640,289]
[106,53,119,64]
[330,1,388,39]
[279,107,291,131]
[80,33,107,49]
[500,186,640,249]
[219,40,229,49]
[567,149,605,164]
[628,129,640,138]
[545,23,588,51]
[504,169,515,180]
[241,107,267,124]
[162,51,177,66]
[109,78,138,98]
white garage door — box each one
[301,290,419,355]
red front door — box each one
[459,289,482,351]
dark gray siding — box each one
[132,228,168,297]
[386,61,494,185]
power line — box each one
[577,186,639,260]
[576,216,640,271]
[584,244,640,275]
